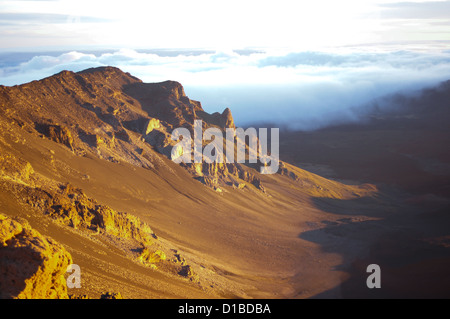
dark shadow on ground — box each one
[298,194,450,298]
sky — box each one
[1,0,450,50]
[1,0,450,129]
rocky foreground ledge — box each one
[0,213,73,299]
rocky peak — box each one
[196,107,235,130]
[220,108,235,129]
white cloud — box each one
[1,47,450,130]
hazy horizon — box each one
[1,1,450,129]
[1,46,450,130]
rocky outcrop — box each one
[197,108,235,130]
[0,154,35,185]
[186,162,264,192]
[138,248,166,269]
[47,125,74,150]
[24,183,156,245]
[278,161,300,181]
[36,124,74,151]
[0,213,73,299]
[123,80,203,128]
[179,265,197,279]
[220,108,235,129]
[142,118,161,135]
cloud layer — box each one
[1,47,450,130]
